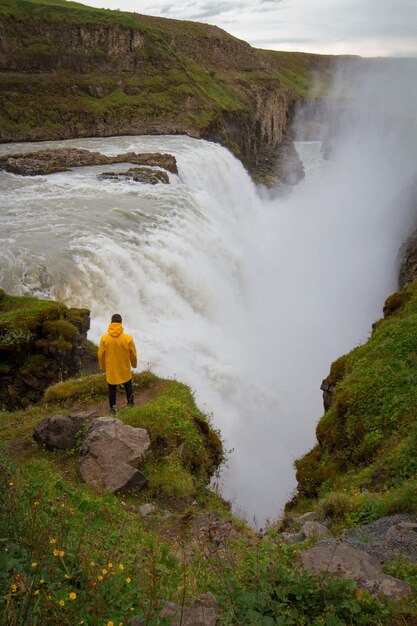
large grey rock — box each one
[302,521,334,540]
[103,464,148,495]
[33,413,88,449]
[160,592,218,626]
[79,417,150,493]
[300,542,411,599]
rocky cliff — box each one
[0,289,97,409]
[0,0,334,182]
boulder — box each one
[160,592,218,626]
[302,521,334,540]
[79,417,150,494]
[33,413,88,449]
[300,542,411,599]
[103,464,148,495]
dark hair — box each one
[111,313,122,323]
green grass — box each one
[292,279,417,530]
[0,450,396,625]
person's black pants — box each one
[108,379,134,410]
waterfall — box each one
[1,61,416,524]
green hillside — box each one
[291,282,417,531]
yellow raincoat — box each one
[98,322,137,385]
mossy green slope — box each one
[292,281,417,529]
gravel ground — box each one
[341,514,417,563]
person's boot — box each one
[110,405,117,415]
[127,395,135,407]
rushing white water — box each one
[1,62,416,524]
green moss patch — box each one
[0,290,92,409]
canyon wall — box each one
[0,1,334,181]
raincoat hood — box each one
[108,322,124,337]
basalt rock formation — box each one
[0,0,335,183]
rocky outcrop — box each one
[79,416,150,494]
[0,289,96,409]
[0,148,178,176]
[99,167,169,184]
[33,412,90,449]
[300,542,411,599]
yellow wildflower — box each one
[69,592,77,600]
[59,600,65,606]
[33,590,40,596]
[46,594,51,601]
[130,607,134,612]
[107,562,113,568]
[31,562,38,568]
[107,622,114,626]
[125,577,131,584]
[53,549,59,557]
[64,573,71,579]
[98,575,103,581]
[89,561,95,566]
[59,550,65,557]
[102,568,108,575]
[33,501,40,506]
[118,564,124,571]
[9,482,14,486]
[10,584,17,593]
[50,538,56,544]
[40,579,45,585]
[61,503,65,508]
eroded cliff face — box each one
[0,3,329,182]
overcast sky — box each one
[82,0,417,57]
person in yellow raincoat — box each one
[98,313,137,413]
